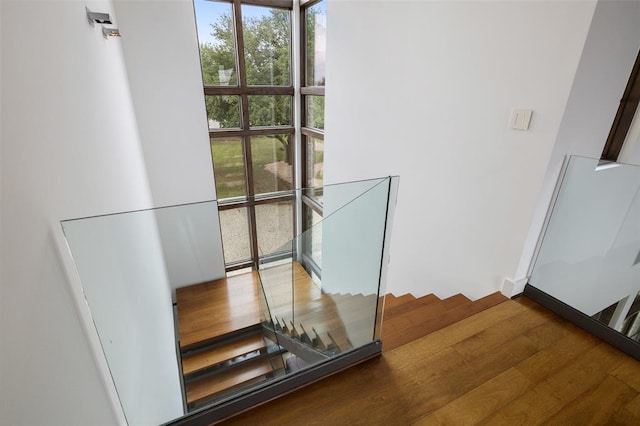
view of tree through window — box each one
[195,0,295,270]
[194,0,325,271]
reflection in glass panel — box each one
[529,156,640,350]
[219,207,251,263]
[305,95,325,130]
[304,205,322,266]
[256,201,293,257]
[248,95,292,127]
[210,137,246,199]
[251,135,293,195]
[206,95,241,130]
[622,292,640,342]
[194,0,238,86]
[305,0,326,86]
[242,5,291,86]
[305,136,324,188]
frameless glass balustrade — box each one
[61,177,398,425]
[528,155,640,352]
[258,177,396,369]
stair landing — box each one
[176,271,263,350]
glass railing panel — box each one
[255,263,288,380]
[319,177,395,349]
[62,206,204,426]
[61,201,279,425]
[530,156,640,337]
[257,177,398,371]
[61,176,399,424]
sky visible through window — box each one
[195,0,274,45]
[194,0,326,47]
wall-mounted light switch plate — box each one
[509,109,533,130]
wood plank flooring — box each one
[176,271,262,349]
[181,333,266,376]
[223,297,640,425]
[186,357,274,405]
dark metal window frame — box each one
[601,49,640,162]
[204,0,295,270]
[298,0,325,276]
[299,0,325,192]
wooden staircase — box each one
[381,291,508,351]
[174,263,509,409]
[176,273,285,410]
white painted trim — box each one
[51,220,128,426]
[502,276,529,298]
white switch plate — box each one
[510,109,533,130]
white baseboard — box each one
[501,277,528,298]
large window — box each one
[195,0,325,271]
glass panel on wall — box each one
[529,156,640,343]
[305,136,324,189]
[242,5,291,86]
[255,201,293,257]
[251,135,293,195]
[195,0,239,86]
[248,95,292,127]
[210,137,246,199]
[305,95,325,130]
[305,0,326,86]
[219,207,251,263]
[205,95,241,130]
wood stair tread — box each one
[186,357,273,404]
[382,292,508,351]
[182,333,267,376]
[442,293,473,310]
[384,294,416,310]
[383,294,440,320]
[470,291,509,311]
[176,271,262,348]
[383,299,449,333]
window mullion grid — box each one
[207,0,297,271]
[233,0,260,269]
[300,4,325,161]
[300,3,309,191]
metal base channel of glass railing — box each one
[523,284,640,360]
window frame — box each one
[200,0,296,271]
[299,0,326,277]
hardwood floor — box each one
[176,271,263,349]
[223,297,640,425]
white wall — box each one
[155,202,226,294]
[513,0,640,293]
[322,178,391,296]
[114,0,226,290]
[113,0,216,207]
[0,1,219,425]
[325,0,597,300]
[1,1,151,424]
